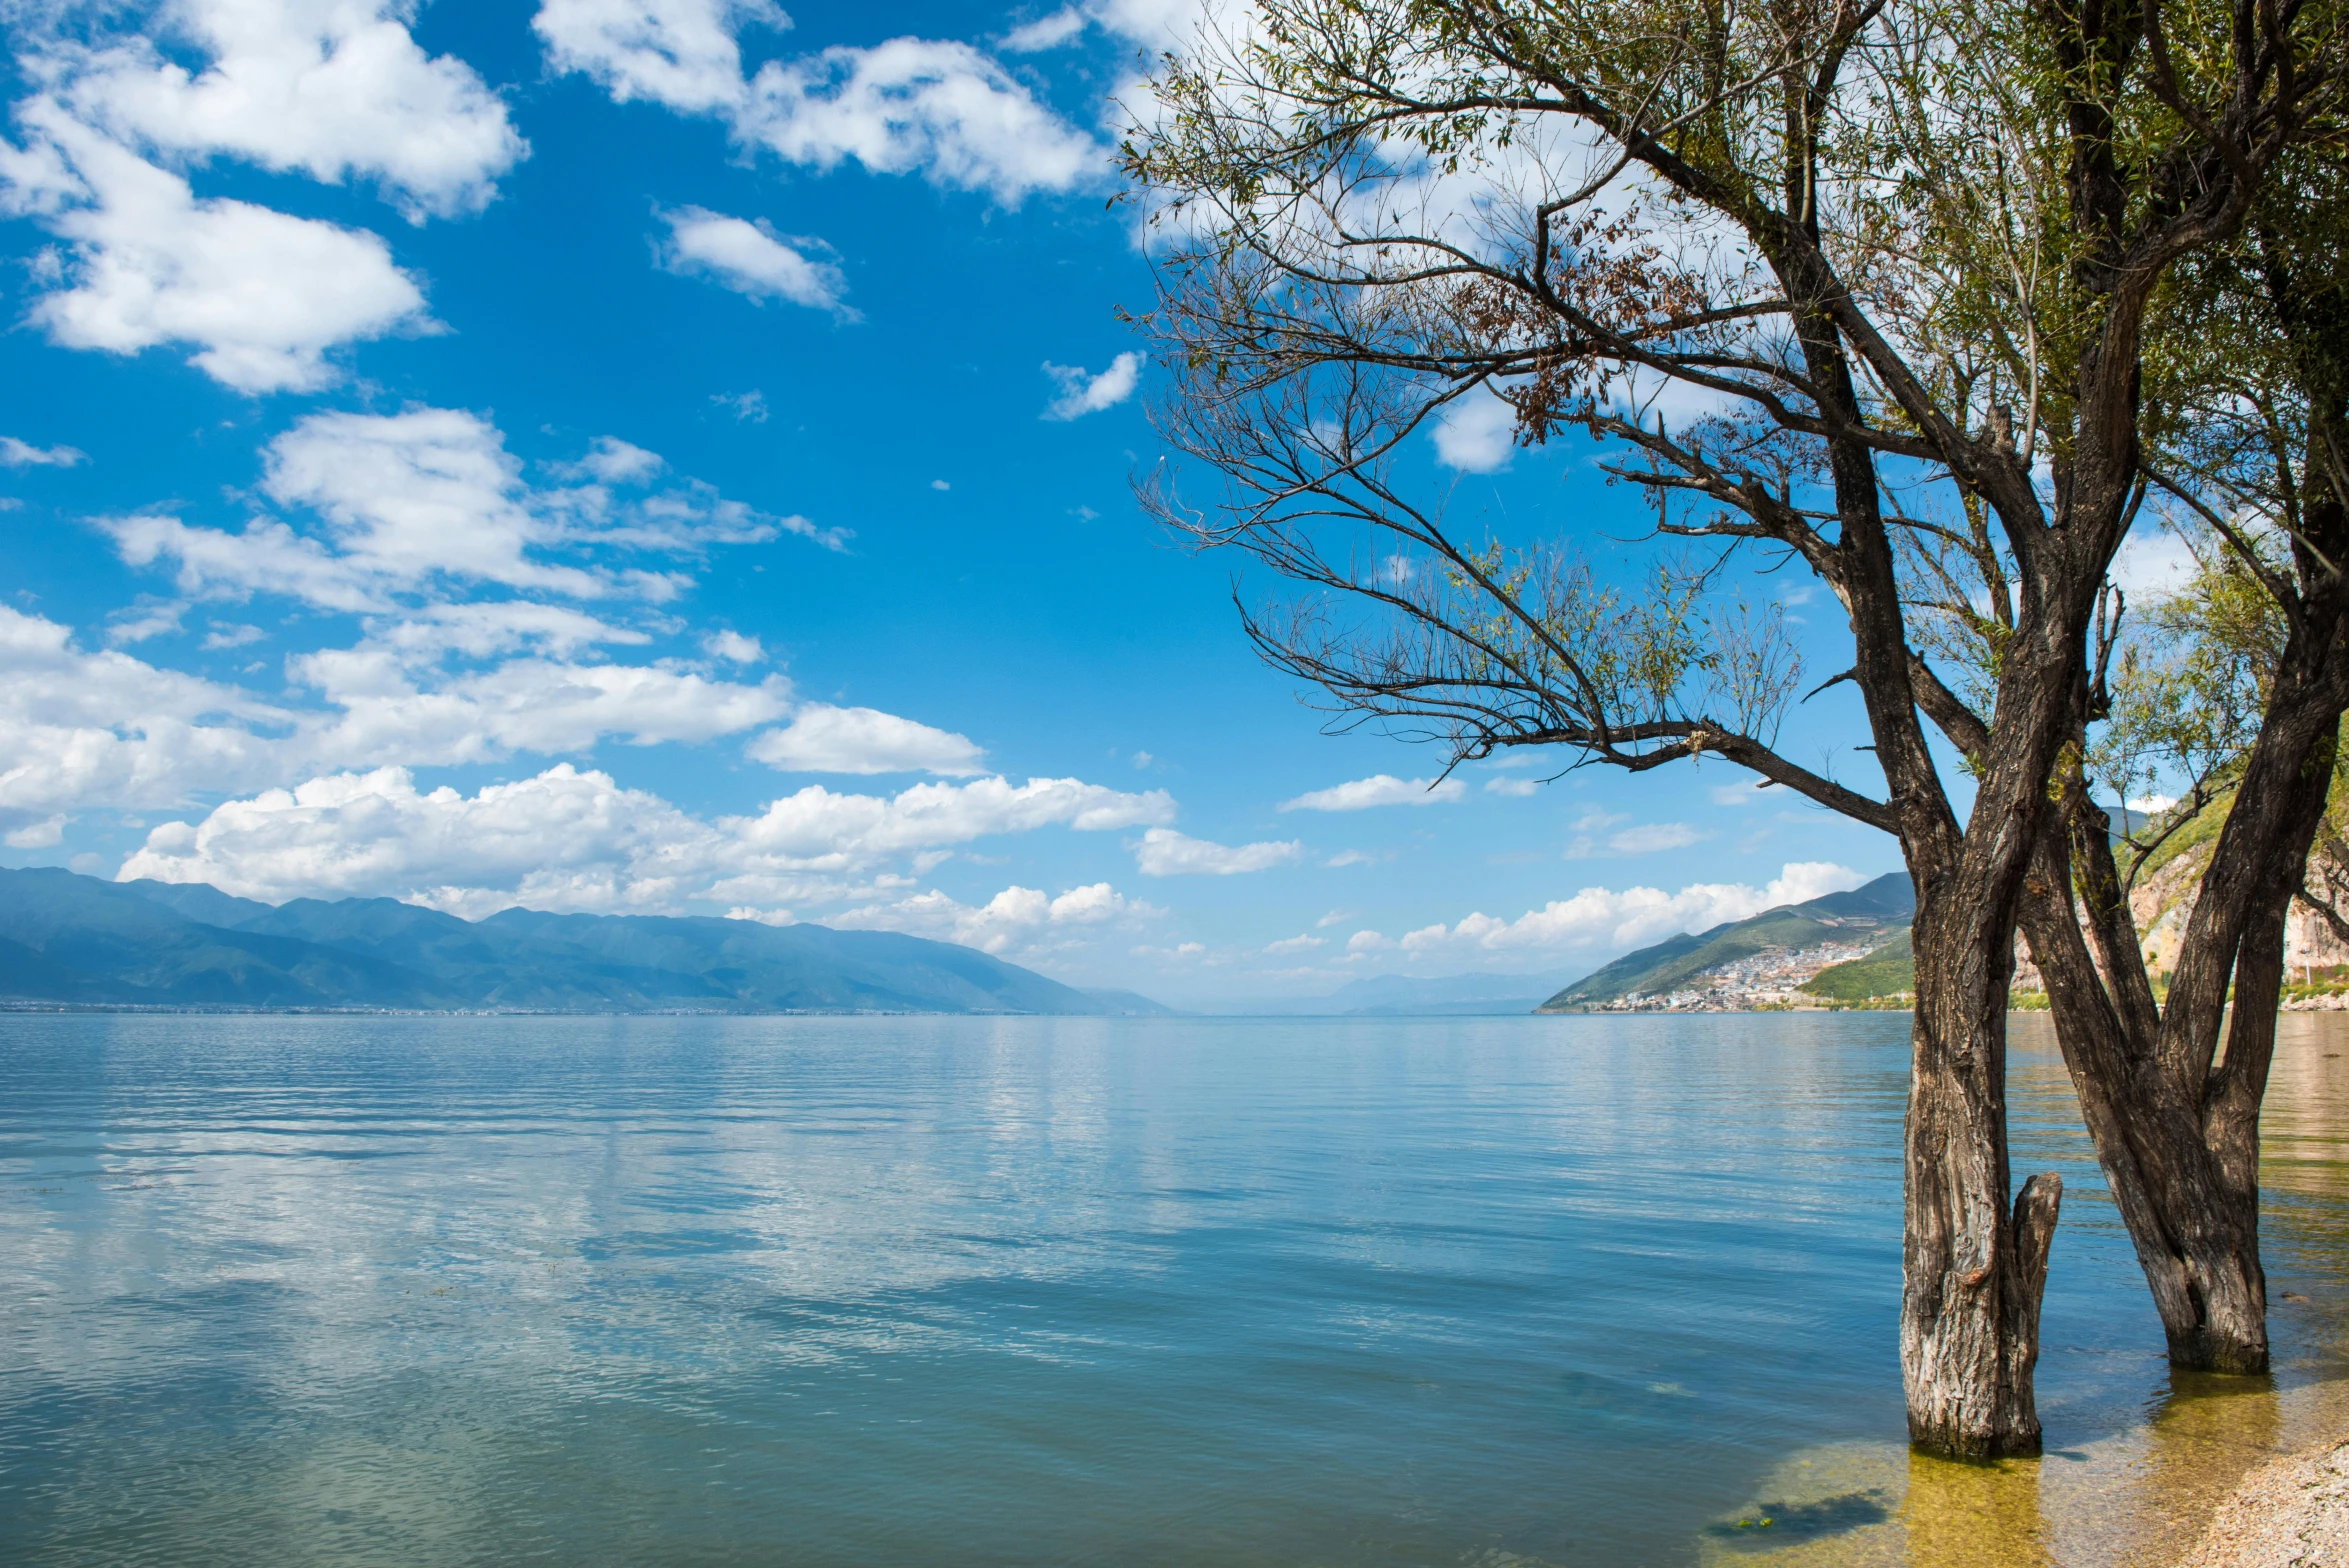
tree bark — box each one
[2022,682,2344,1374]
[1903,874,2068,1455]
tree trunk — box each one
[2020,709,2341,1374]
[1902,882,2067,1458]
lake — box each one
[2,1011,2344,1567]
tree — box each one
[2000,154,2349,1374]
[1122,0,2337,1456]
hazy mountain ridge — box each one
[1537,873,1916,1011]
[0,868,1143,1016]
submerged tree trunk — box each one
[1902,866,2066,1455]
[2022,706,2339,1374]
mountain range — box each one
[1535,872,1917,1010]
[0,867,1161,1016]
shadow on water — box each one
[1703,1488,1893,1551]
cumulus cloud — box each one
[7,105,431,392]
[536,3,1103,204]
[0,602,296,831]
[0,603,796,824]
[1041,352,1141,419]
[738,38,1102,203]
[1485,776,1539,797]
[702,628,762,663]
[1431,386,1518,472]
[2110,520,2201,600]
[0,436,86,467]
[50,0,527,220]
[291,647,793,760]
[1279,773,1464,812]
[5,814,67,849]
[106,407,837,615]
[832,880,1151,953]
[1132,826,1301,875]
[535,0,789,114]
[659,205,848,311]
[118,764,1177,914]
[1391,861,1865,959]
[746,704,985,776]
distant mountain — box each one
[0,868,1157,1016]
[1536,872,1915,1011]
[1080,988,1186,1016]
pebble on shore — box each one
[2179,1435,2349,1568]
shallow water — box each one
[0,1011,2341,1567]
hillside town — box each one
[1592,939,1885,1012]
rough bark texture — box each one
[2020,278,2349,1374]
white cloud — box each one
[833,880,1151,954]
[1280,773,1464,812]
[1710,782,1765,806]
[104,598,185,645]
[0,602,298,829]
[739,38,1102,203]
[0,436,86,467]
[711,388,768,422]
[1042,351,1141,419]
[119,764,1178,914]
[107,407,834,615]
[53,0,527,220]
[1431,386,1518,472]
[2127,794,2178,814]
[1132,826,1301,875]
[732,776,1172,872]
[1263,932,1323,954]
[5,814,66,849]
[1323,848,1373,867]
[659,205,848,311]
[555,435,665,484]
[292,648,794,761]
[200,622,266,650]
[365,601,649,662]
[2111,521,2200,600]
[746,704,985,776]
[1484,776,1539,797]
[9,106,431,392]
[702,628,762,663]
[534,0,789,115]
[537,5,1102,204]
[1002,7,1089,50]
[0,603,800,823]
[1393,861,1865,958]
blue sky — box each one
[0,0,1929,1005]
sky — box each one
[0,0,2000,1007]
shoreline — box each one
[2178,1433,2349,1567]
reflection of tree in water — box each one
[1695,1017,2349,1567]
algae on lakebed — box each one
[1695,1371,2349,1567]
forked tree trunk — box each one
[2021,696,2342,1374]
[1903,884,2065,1458]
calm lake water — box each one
[1,1011,2345,1568]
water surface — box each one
[1,1011,2343,1566]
